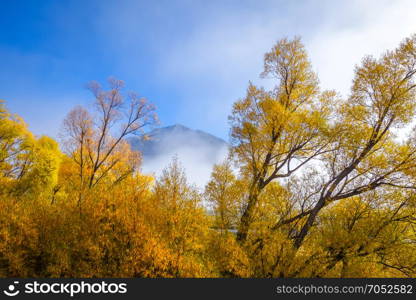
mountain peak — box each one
[130,124,228,154]
[128,124,229,186]
[165,124,191,131]
[171,123,187,128]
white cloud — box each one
[144,0,416,135]
[307,0,416,97]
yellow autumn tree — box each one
[227,34,416,277]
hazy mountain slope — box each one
[129,124,229,187]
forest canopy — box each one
[1,34,416,277]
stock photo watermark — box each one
[2,281,127,297]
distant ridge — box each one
[128,124,229,186]
[129,124,227,159]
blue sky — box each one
[1,0,416,140]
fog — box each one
[132,125,229,189]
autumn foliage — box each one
[1,35,416,277]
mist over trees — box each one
[1,35,416,277]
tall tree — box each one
[291,34,416,248]
[62,78,157,205]
[230,37,333,243]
